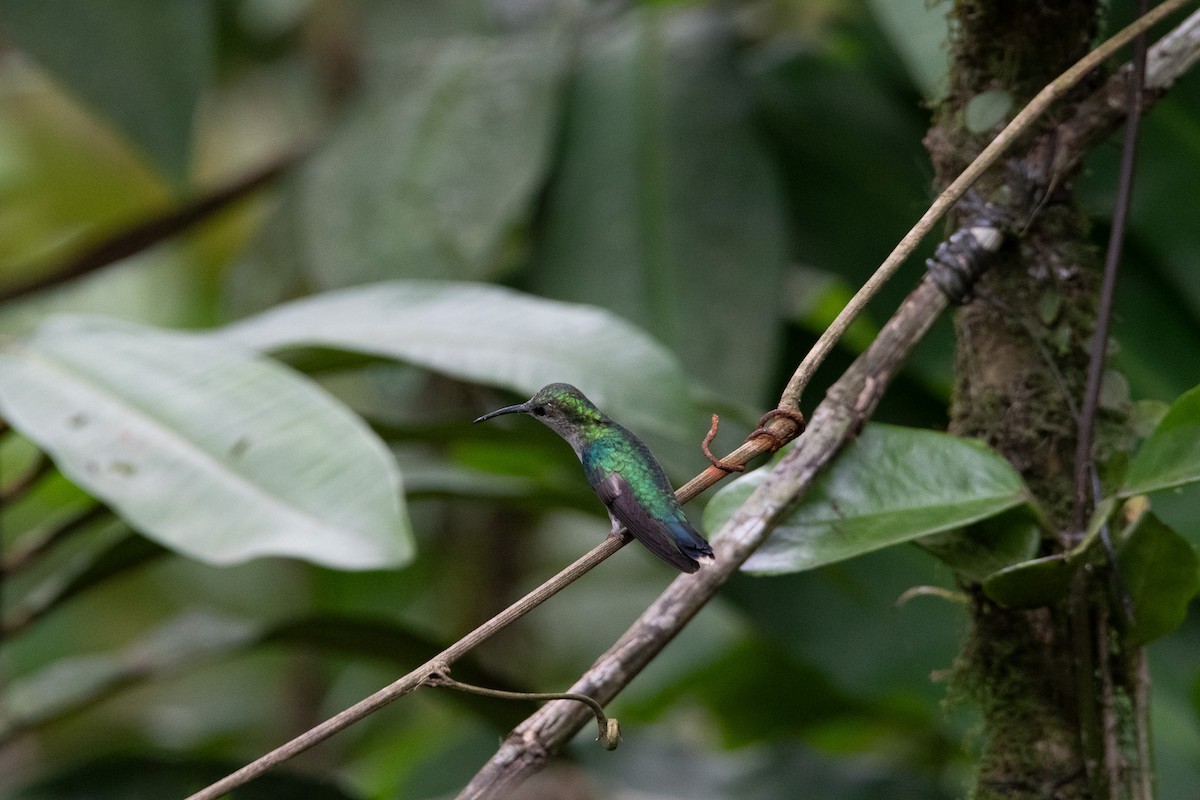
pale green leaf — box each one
[0,316,411,569]
[300,29,567,286]
[218,281,693,441]
[965,89,1014,133]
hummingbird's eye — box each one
[531,405,546,417]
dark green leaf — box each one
[527,6,787,404]
[981,497,1117,608]
[918,505,1042,582]
[0,316,412,569]
[219,281,694,440]
[300,29,568,286]
[722,545,968,700]
[0,0,211,182]
[264,615,529,731]
[1122,384,1200,496]
[624,636,856,748]
[981,554,1076,609]
[13,754,359,800]
[1118,512,1200,646]
[703,424,1032,575]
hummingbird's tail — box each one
[649,518,714,573]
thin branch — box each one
[1072,0,1150,535]
[1080,3,1149,796]
[181,532,631,800]
[0,147,309,304]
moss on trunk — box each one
[928,2,1145,798]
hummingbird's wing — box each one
[596,472,703,573]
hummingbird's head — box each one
[473,383,606,454]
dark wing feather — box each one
[596,472,702,573]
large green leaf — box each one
[0,316,411,569]
[0,0,211,182]
[703,424,1032,575]
[1118,512,1200,646]
[1122,384,1200,496]
[219,281,693,440]
[300,29,567,287]
[526,6,787,405]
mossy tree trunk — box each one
[927,2,1149,799]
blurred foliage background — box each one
[0,1,1198,798]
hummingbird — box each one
[474,383,715,573]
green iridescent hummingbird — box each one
[474,383,715,573]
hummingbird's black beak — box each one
[473,402,530,424]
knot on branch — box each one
[750,408,806,452]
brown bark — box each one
[929,3,1144,798]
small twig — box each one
[1071,1,1150,537]
[701,415,744,472]
[426,667,620,751]
[0,147,310,304]
[1076,5,1149,797]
